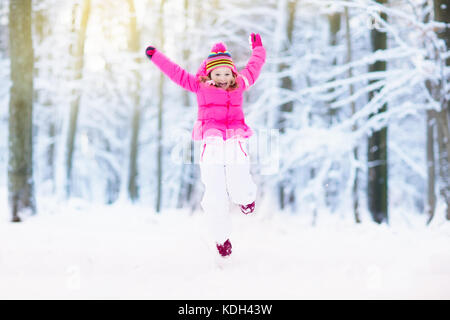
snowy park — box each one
[1,0,450,300]
[1,192,450,299]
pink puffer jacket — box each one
[150,46,266,141]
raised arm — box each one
[146,46,199,93]
[239,33,266,90]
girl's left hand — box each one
[249,33,262,49]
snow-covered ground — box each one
[1,193,449,300]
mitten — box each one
[145,46,156,59]
[249,33,262,49]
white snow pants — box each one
[199,136,257,244]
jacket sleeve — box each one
[239,46,266,90]
[150,50,199,93]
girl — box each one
[145,33,266,258]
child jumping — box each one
[145,33,266,258]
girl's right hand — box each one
[145,46,156,59]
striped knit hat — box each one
[205,42,237,75]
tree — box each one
[34,0,57,191]
[66,0,91,197]
[327,11,341,125]
[127,0,142,202]
[8,0,35,222]
[276,0,297,210]
[323,10,342,213]
[422,1,437,224]
[156,0,166,213]
[177,0,197,211]
[433,0,450,220]
[344,4,360,223]
[0,1,8,56]
[367,0,388,224]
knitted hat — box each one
[205,42,237,75]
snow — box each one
[2,0,450,301]
[1,193,449,300]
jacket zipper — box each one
[226,103,229,128]
[226,93,230,130]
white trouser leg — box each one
[224,138,257,206]
[199,137,231,244]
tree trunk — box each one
[34,0,57,192]
[8,0,35,222]
[156,0,166,213]
[426,110,436,223]
[277,0,296,132]
[436,113,450,220]
[421,3,437,224]
[127,0,142,202]
[327,12,341,125]
[344,5,360,223]
[433,0,450,220]
[65,0,91,198]
[322,11,342,213]
[277,0,296,210]
[182,0,191,109]
[177,0,196,210]
[0,1,7,55]
[367,0,388,224]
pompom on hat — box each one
[197,42,237,78]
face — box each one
[210,67,234,90]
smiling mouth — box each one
[218,82,228,87]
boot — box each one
[216,239,232,257]
[239,201,255,215]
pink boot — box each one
[216,239,232,257]
[239,201,255,215]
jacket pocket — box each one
[200,143,207,162]
[238,140,248,158]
